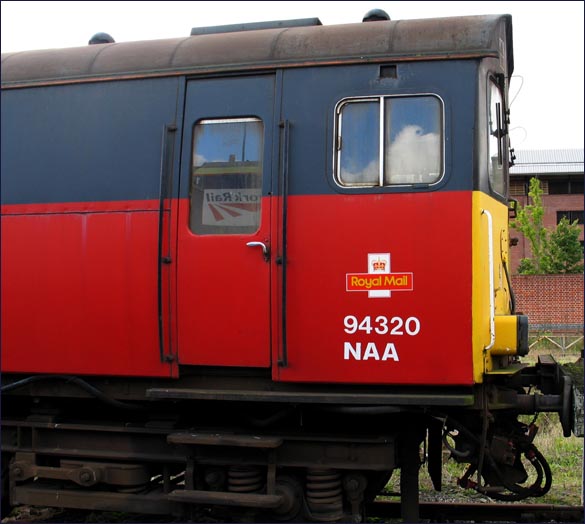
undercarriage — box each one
[1,356,581,522]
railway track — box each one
[366,500,585,522]
[4,501,583,523]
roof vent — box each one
[88,32,115,45]
[362,9,391,22]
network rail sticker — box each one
[202,189,261,226]
[346,253,413,298]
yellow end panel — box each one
[472,192,512,382]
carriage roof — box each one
[1,14,513,88]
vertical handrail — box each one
[157,123,177,363]
[481,209,495,351]
[278,120,290,367]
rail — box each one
[367,500,584,522]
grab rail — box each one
[481,209,495,351]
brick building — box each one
[509,149,584,274]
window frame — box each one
[333,93,445,190]
[487,75,508,198]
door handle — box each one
[246,241,270,262]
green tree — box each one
[512,177,549,274]
[512,178,584,274]
[547,217,584,273]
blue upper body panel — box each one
[1,77,181,206]
[2,59,478,206]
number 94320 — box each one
[343,315,420,336]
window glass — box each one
[572,179,585,194]
[339,101,380,186]
[384,97,441,185]
[488,81,506,196]
[190,118,263,235]
[336,95,442,188]
[548,180,570,195]
[549,179,584,195]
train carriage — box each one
[1,11,580,522]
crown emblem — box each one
[372,258,386,271]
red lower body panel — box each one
[2,191,473,386]
[1,202,172,377]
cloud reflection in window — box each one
[385,125,440,184]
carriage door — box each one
[176,76,275,367]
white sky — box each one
[2,1,583,151]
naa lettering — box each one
[343,342,399,361]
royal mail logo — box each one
[346,253,413,298]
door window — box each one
[190,118,263,235]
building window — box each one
[572,178,585,194]
[557,210,584,225]
[509,180,525,197]
[548,178,584,195]
[335,95,443,187]
[189,118,263,235]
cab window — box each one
[336,95,443,187]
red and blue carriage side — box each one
[1,13,578,522]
